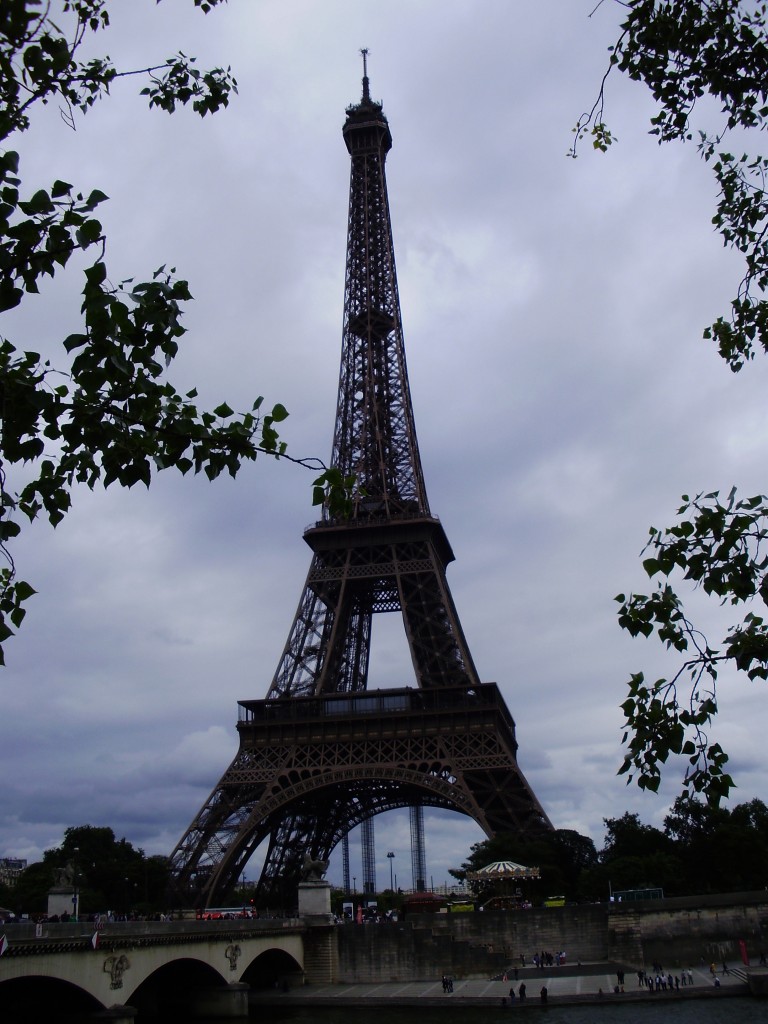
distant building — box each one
[0,857,27,886]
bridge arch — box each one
[0,975,102,1018]
[127,956,227,1017]
[241,946,304,991]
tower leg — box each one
[361,817,376,894]
[342,834,351,894]
[410,805,426,892]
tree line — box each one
[1,825,170,918]
[451,797,768,905]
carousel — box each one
[465,860,540,909]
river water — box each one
[258,1000,762,1024]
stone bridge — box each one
[0,916,336,1021]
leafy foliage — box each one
[12,824,170,915]
[453,801,768,903]
[575,1,768,802]
[661,796,768,893]
[0,1,352,664]
[616,488,768,801]
[574,1,768,369]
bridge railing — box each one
[0,916,303,944]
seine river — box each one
[255,1001,763,1024]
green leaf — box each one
[26,189,54,214]
[642,557,660,577]
[13,581,37,601]
[63,333,88,352]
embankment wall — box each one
[335,893,768,982]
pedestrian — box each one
[687,968,693,986]
[540,986,548,1004]
[508,987,515,1002]
[519,982,526,1002]
[722,962,729,975]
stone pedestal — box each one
[298,879,332,916]
[47,887,76,919]
[747,967,768,995]
[92,1005,138,1024]
[190,983,249,1018]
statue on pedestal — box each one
[298,851,331,917]
[301,853,329,882]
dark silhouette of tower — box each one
[169,57,551,909]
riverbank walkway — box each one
[251,962,752,1008]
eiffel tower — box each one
[169,57,551,909]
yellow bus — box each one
[543,895,565,908]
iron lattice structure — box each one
[169,66,551,909]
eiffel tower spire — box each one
[265,57,479,703]
[168,65,551,909]
[330,50,428,520]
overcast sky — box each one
[3,0,767,897]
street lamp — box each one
[387,852,395,892]
[73,847,80,923]
[353,876,357,893]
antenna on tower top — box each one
[360,47,370,102]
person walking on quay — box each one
[518,982,526,1002]
[508,987,515,1003]
[540,986,548,1004]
